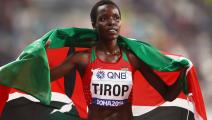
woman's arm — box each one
[46,40,78,82]
[50,50,90,82]
[50,55,75,82]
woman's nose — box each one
[107,17,116,26]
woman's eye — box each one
[114,15,120,21]
[99,17,106,22]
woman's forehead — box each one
[96,4,120,16]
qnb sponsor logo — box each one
[92,69,132,81]
[107,71,126,79]
[93,98,127,106]
[92,84,130,97]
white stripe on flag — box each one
[132,98,194,116]
[7,92,72,103]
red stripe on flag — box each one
[187,67,207,120]
[0,85,10,115]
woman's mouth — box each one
[108,28,118,34]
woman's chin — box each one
[107,34,119,40]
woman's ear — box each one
[92,22,96,29]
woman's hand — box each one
[45,40,51,48]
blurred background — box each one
[0,0,211,119]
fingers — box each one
[45,40,51,48]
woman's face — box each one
[93,4,121,41]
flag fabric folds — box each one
[0,28,207,120]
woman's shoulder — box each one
[122,47,140,70]
[72,48,91,65]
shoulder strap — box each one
[90,47,97,63]
[122,49,129,62]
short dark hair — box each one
[90,0,121,25]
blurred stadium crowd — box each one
[0,0,211,118]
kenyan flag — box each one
[0,28,207,120]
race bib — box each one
[90,69,133,106]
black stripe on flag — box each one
[133,106,194,120]
[0,97,81,120]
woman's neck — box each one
[97,38,120,55]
